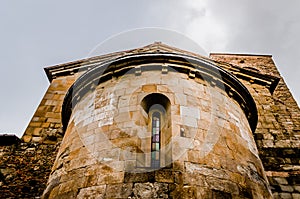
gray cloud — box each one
[0,1,299,137]
[207,0,300,104]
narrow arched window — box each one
[151,111,161,168]
[138,93,172,169]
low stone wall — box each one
[0,142,60,198]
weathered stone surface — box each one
[0,142,59,198]
[41,68,272,198]
[211,53,300,198]
[2,43,300,198]
[77,185,106,199]
[105,183,133,198]
[132,182,169,199]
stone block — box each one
[155,169,174,183]
[22,135,32,142]
[124,172,155,183]
[97,172,124,184]
[96,147,120,162]
[118,95,131,108]
[69,156,97,170]
[274,177,288,185]
[174,93,187,105]
[113,112,130,123]
[181,185,197,199]
[183,85,196,96]
[180,106,200,119]
[32,128,43,136]
[47,118,61,123]
[157,85,170,93]
[58,180,79,194]
[292,193,300,199]
[132,182,169,199]
[30,122,42,127]
[183,172,206,187]
[125,160,136,171]
[280,185,294,192]
[294,185,300,192]
[185,162,228,179]
[173,160,184,171]
[41,122,50,128]
[108,161,124,172]
[187,150,199,163]
[84,174,99,188]
[32,136,42,143]
[76,185,106,199]
[182,116,198,128]
[279,193,292,199]
[146,73,162,84]
[141,84,157,92]
[162,75,179,86]
[105,183,133,198]
[45,112,61,119]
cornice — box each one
[62,52,259,133]
[44,42,210,82]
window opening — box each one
[151,111,161,168]
[139,93,172,169]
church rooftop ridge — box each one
[44,42,210,82]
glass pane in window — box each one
[152,143,156,150]
[155,151,159,160]
[151,152,155,159]
[156,143,159,150]
[151,111,161,168]
[155,134,159,142]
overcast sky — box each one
[1,0,299,137]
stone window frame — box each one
[137,93,172,169]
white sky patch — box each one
[0,1,299,137]
[183,0,228,52]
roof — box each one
[44,42,210,82]
[44,42,279,94]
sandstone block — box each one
[274,177,288,185]
[76,185,106,199]
[280,185,294,192]
[142,84,157,92]
[31,136,42,143]
[105,183,133,198]
[97,172,124,185]
[155,169,174,183]
[22,135,32,142]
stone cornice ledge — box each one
[62,52,258,133]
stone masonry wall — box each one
[0,74,82,198]
[0,142,59,198]
[43,70,272,198]
[22,75,80,144]
[210,54,300,199]
[2,51,299,198]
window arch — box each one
[138,93,172,169]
